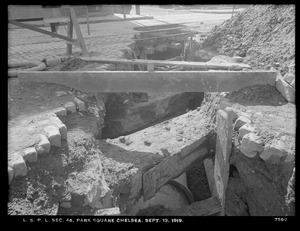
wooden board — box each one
[18,70,277,93]
[213,109,233,215]
[80,57,251,70]
[203,158,218,197]
[9,20,75,42]
[143,136,210,201]
[69,7,88,57]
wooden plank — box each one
[69,7,89,57]
[134,32,198,43]
[9,20,75,42]
[203,158,218,197]
[85,6,90,35]
[80,57,251,70]
[164,197,221,216]
[143,136,210,201]
[214,109,233,216]
[80,57,251,69]
[136,5,141,15]
[18,70,277,93]
[134,23,183,31]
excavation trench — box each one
[98,36,212,215]
[46,26,215,216]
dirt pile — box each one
[201,5,295,75]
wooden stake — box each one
[69,7,89,57]
[66,17,73,55]
[85,6,90,35]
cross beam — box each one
[18,71,276,93]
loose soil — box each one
[8,5,295,216]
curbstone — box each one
[23,147,38,163]
[8,167,14,184]
[232,56,243,63]
[44,125,61,147]
[240,133,264,158]
[260,140,294,164]
[224,107,239,123]
[276,77,295,103]
[64,102,77,114]
[51,116,68,140]
[74,97,86,112]
[53,107,67,117]
[56,91,68,97]
[36,134,51,155]
[8,152,28,177]
[238,124,256,140]
[234,116,251,131]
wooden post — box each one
[69,7,89,57]
[213,109,233,215]
[66,16,73,55]
[85,6,90,35]
[122,5,126,19]
[136,5,141,15]
[189,34,193,57]
[231,5,235,18]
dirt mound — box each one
[202,5,295,75]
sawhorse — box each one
[8,6,89,57]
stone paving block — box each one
[36,134,51,155]
[240,133,264,158]
[234,116,251,131]
[23,147,38,163]
[50,116,68,140]
[56,91,67,97]
[8,152,28,177]
[8,167,14,184]
[44,125,61,147]
[74,97,86,112]
[260,140,293,164]
[276,76,295,103]
[238,124,256,140]
[53,107,67,117]
[64,102,77,114]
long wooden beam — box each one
[9,20,76,42]
[143,136,211,201]
[18,70,276,93]
[80,57,251,70]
